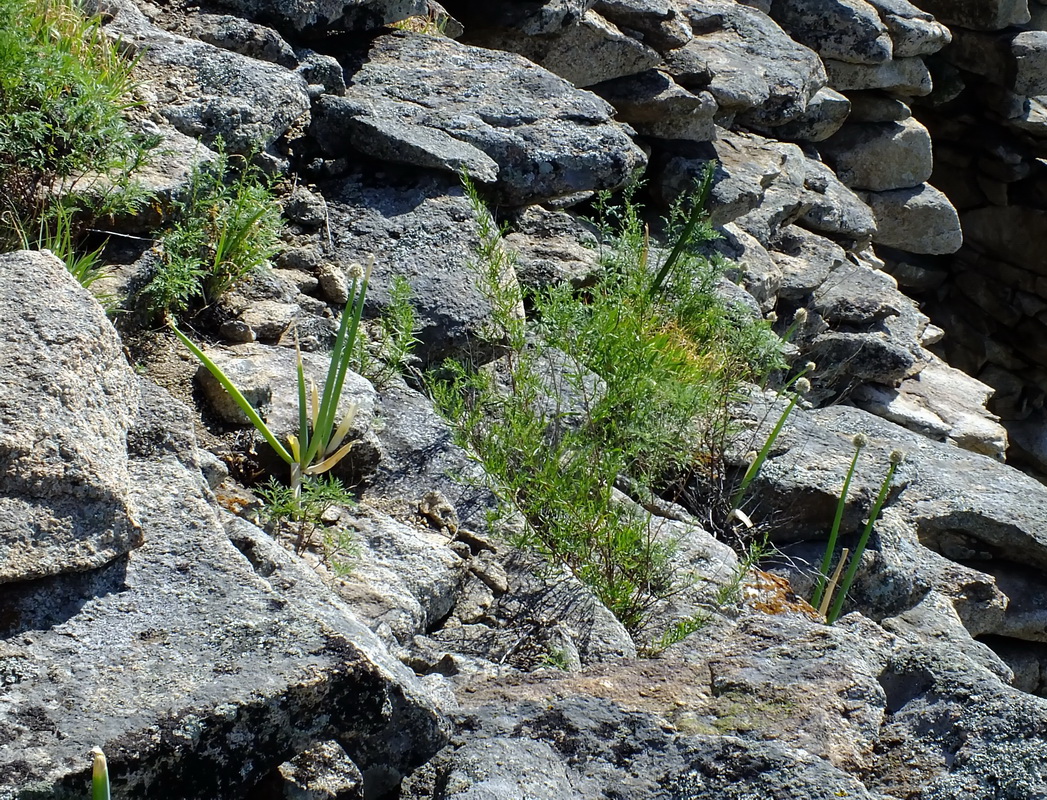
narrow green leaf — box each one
[169,322,294,465]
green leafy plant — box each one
[90,747,110,800]
[144,142,283,316]
[825,449,905,624]
[0,0,150,239]
[355,274,419,387]
[429,177,783,631]
[171,257,371,504]
[811,433,867,611]
[256,475,357,564]
[0,0,154,311]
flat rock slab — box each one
[0,381,444,798]
[0,251,141,584]
[668,0,827,127]
[312,31,646,206]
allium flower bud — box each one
[853,433,868,449]
[890,449,906,465]
[795,377,811,395]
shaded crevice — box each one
[976,634,1047,697]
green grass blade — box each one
[169,322,294,465]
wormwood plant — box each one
[0,0,154,287]
[429,178,782,631]
[143,143,283,317]
[256,475,359,570]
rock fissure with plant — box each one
[4,0,1047,797]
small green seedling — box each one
[91,747,110,800]
[171,257,372,502]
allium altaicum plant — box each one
[730,368,814,511]
[826,448,906,624]
[171,257,372,504]
[811,432,868,611]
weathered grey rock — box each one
[593,70,717,142]
[593,0,693,51]
[710,223,783,311]
[1012,31,1047,97]
[0,250,141,584]
[865,0,951,57]
[186,13,297,66]
[768,0,893,65]
[859,183,963,254]
[846,90,912,121]
[260,740,364,800]
[295,49,346,95]
[109,125,218,232]
[366,380,499,531]
[284,186,329,228]
[0,371,445,797]
[732,138,809,245]
[103,3,310,152]
[772,224,849,299]
[445,0,597,36]
[331,507,469,646]
[311,32,646,206]
[824,56,932,95]
[468,9,661,87]
[852,355,1008,458]
[798,157,878,243]
[503,206,602,290]
[211,0,427,34]
[418,544,637,671]
[906,0,1029,30]
[767,85,851,141]
[322,168,518,365]
[667,1,827,127]
[651,129,800,226]
[820,116,933,191]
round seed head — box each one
[347,262,364,280]
[853,433,869,449]
[766,311,778,323]
[793,307,809,324]
[805,361,817,373]
[890,449,906,465]
[795,377,811,395]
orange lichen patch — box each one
[742,569,821,620]
[213,483,258,517]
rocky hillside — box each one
[4,0,1047,797]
